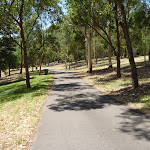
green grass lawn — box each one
[0,70,53,150]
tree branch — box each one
[79,17,117,56]
[26,15,39,41]
[60,14,89,40]
[9,0,15,10]
[46,7,89,40]
[1,27,21,47]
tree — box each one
[0,0,60,88]
[0,39,7,78]
[0,36,17,77]
[118,0,139,88]
[115,2,121,78]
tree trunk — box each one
[87,27,92,73]
[86,48,88,68]
[39,53,44,75]
[20,0,30,88]
[118,0,138,88]
[94,37,96,64]
[0,70,1,78]
[116,55,121,78]
[39,28,44,75]
[115,2,121,78]
[120,36,123,58]
[9,61,11,76]
[149,51,150,62]
[20,41,23,74]
[65,56,67,69]
[23,41,30,88]
[48,59,49,66]
[108,21,112,68]
[21,34,30,89]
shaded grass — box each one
[66,56,150,114]
[0,70,53,150]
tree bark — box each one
[20,41,23,74]
[20,0,30,88]
[115,2,121,78]
[86,44,88,68]
[39,52,44,75]
[108,21,112,68]
[23,41,30,88]
[87,27,92,73]
[39,27,44,75]
[118,0,138,88]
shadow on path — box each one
[47,76,150,141]
[117,108,150,141]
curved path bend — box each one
[31,69,150,150]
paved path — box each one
[31,70,150,150]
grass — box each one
[49,56,150,114]
[0,70,53,150]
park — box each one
[0,0,150,149]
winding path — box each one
[31,69,150,150]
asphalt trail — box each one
[31,69,150,150]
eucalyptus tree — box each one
[66,0,128,75]
[63,0,104,73]
[64,0,142,88]
[65,0,122,76]
[117,0,139,88]
[0,0,60,88]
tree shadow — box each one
[0,78,26,86]
[47,79,122,111]
[121,61,150,78]
[111,82,150,103]
[47,77,150,141]
[117,108,150,141]
[48,69,73,75]
[90,68,116,75]
[47,93,122,112]
[0,83,48,105]
[51,83,91,91]
[0,72,52,105]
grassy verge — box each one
[0,70,53,150]
[84,57,150,114]
[50,56,150,114]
